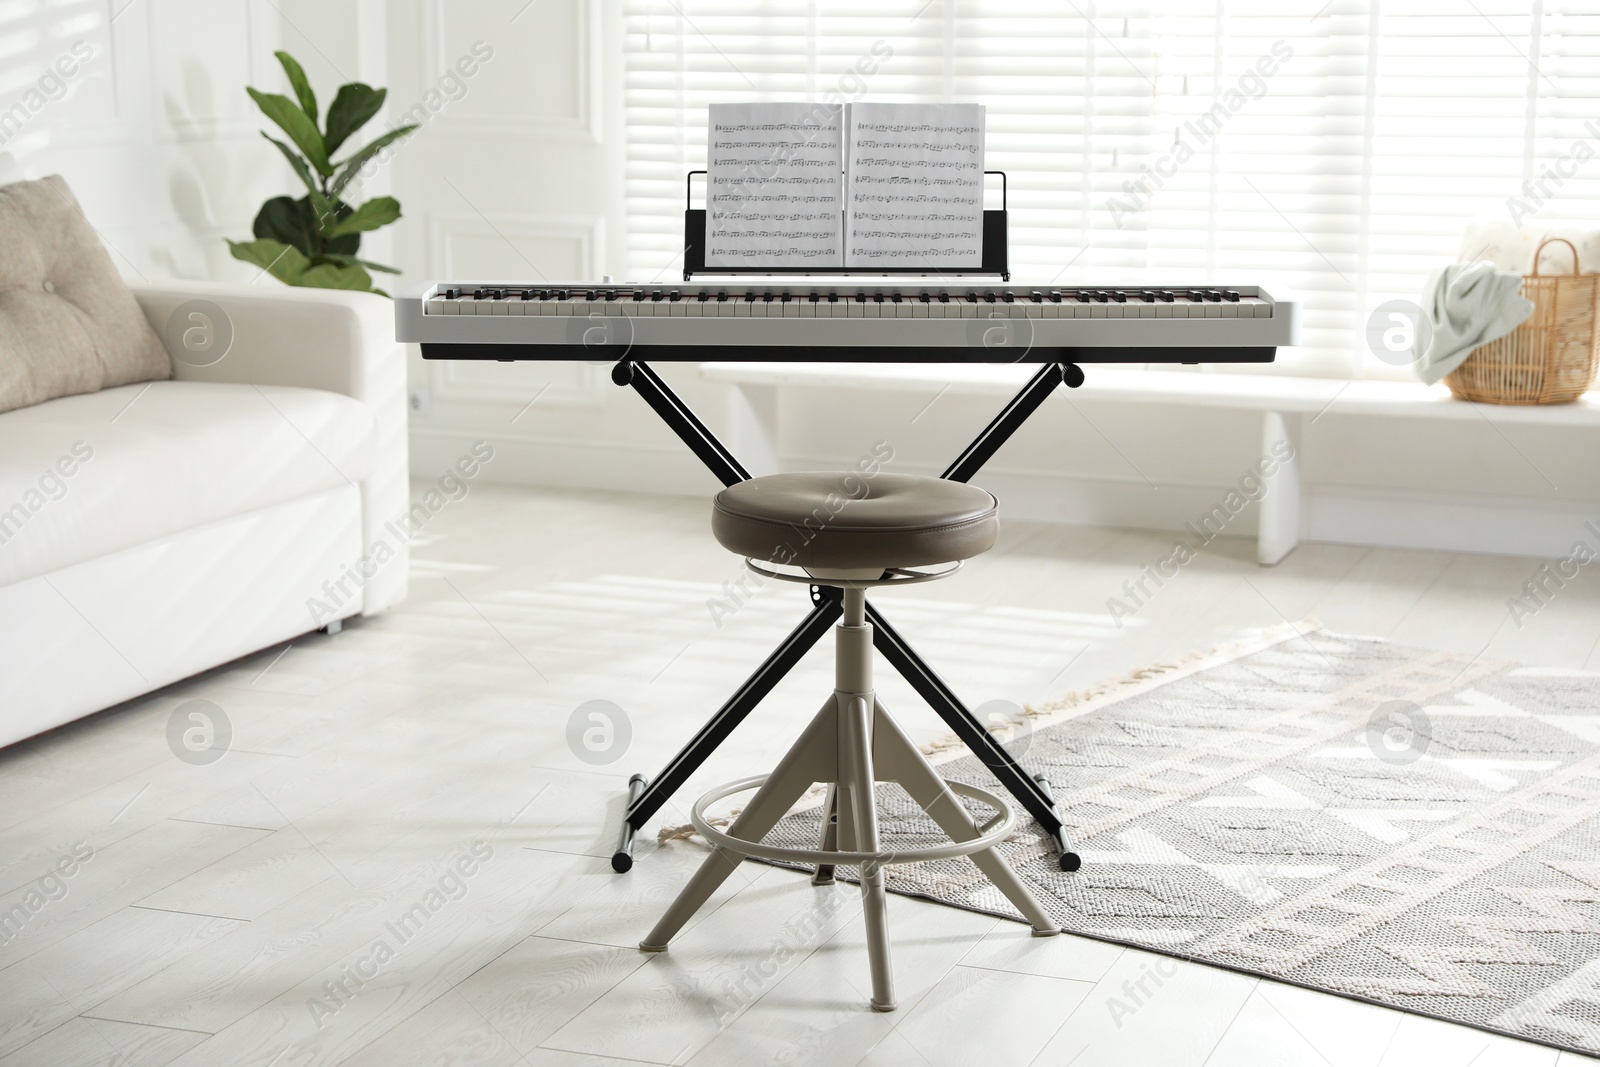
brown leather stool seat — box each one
[712,472,999,571]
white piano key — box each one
[1106,304,1124,319]
[1220,302,1239,318]
[687,301,703,317]
[909,302,928,318]
[799,302,815,317]
[426,298,453,315]
[782,301,800,318]
[1134,303,1156,318]
[1088,303,1107,318]
[670,300,688,317]
[716,300,735,317]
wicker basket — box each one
[1445,237,1600,404]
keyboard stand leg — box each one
[866,603,1082,873]
[611,588,843,873]
[606,358,1086,873]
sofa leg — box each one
[322,619,344,636]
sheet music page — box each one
[844,102,985,269]
[706,102,844,268]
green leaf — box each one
[320,196,401,239]
[247,88,331,175]
[228,239,381,293]
[228,238,311,283]
[252,196,317,257]
[261,134,318,196]
[328,124,418,199]
[299,258,376,291]
[323,83,386,157]
[321,252,401,274]
[275,51,317,124]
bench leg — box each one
[1258,410,1301,566]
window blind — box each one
[623,1,1600,378]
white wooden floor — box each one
[3,482,1598,1067]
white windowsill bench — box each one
[699,361,1600,566]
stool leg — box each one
[872,700,1060,937]
[812,785,838,886]
[840,694,895,1012]
[641,698,837,952]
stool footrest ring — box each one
[691,774,1018,867]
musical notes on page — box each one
[706,102,844,268]
[845,102,985,268]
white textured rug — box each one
[757,624,1600,1057]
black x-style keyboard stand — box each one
[609,357,1090,874]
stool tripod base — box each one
[640,688,1059,1011]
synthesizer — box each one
[397,282,1297,363]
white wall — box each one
[5,0,1596,559]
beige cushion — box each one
[0,175,170,416]
[712,472,1000,570]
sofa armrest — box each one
[131,280,410,617]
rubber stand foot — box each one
[639,942,666,953]
[1059,852,1082,873]
[611,852,633,873]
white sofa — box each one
[0,280,408,747]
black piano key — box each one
[809,292,820,302]
[1224,289,1240,302]
[1049,290,1062,302]
[939,293,950,303]
[1030,291,1043,302]
[669,290,680,301]
[919,292,931,303]
[444,288,460,299]
[890,293,902,303]
[745,292,757,302]
[698,291,710,301]
[520,289,534,300]
[1111,292,1127,303]
[716,291,727,301]
[632,290,645,301]
[827,292,838,302]
[780,292,791,302]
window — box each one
[623,2,1600,378]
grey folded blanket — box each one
[1414,261,1534,385]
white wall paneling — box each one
[420,0,602,143]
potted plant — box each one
[228,52,418,296]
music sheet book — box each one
[706,101,986,270]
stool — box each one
[640,472,1059,1012]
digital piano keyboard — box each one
[397,282,1297,364]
